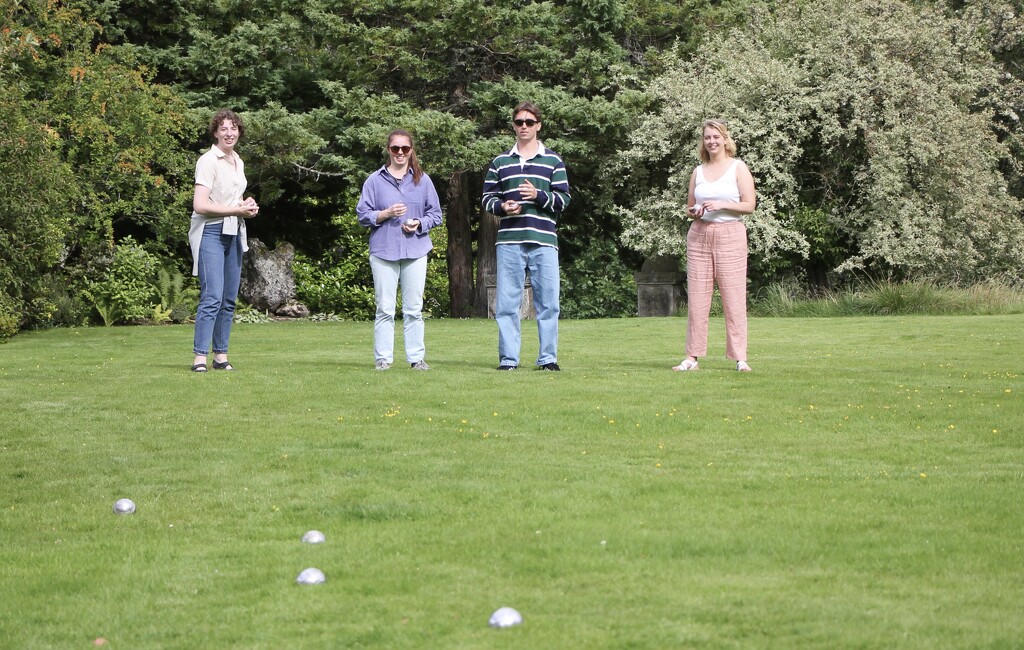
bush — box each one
[0,291,20,343]
[560,239,637,319]
[27,273,91,329]
[293,230,376,320]
[155,266,200,324]
[83,236,161,325]
[294,214,451,320]
[422,223,450,318]
[616,0,1024,282]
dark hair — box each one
[512,101,542,123]
[388,129,423,185]
[208,109,244,141]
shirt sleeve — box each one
[356,176,381,228]
[536,159,570,213]
[481,160,505,216]
[194,152,215,189]
[419,175,443,232]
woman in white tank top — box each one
[672,119,757,372]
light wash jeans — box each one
[193,222,243,356]
[370,254,428,364]
[495,243,559,367]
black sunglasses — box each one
[388,145,412,154]
[513,119,538,127]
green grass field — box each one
[1,316,1021,648]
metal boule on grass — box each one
[112,498,136,515]
[301,530,326,544]
[296,568,326,585]
[488,607,523,628]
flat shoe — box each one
[212,361,235,371]
[191,363,208,373]
[672,359,699,371]
[736,361,752,372]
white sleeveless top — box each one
[694,159,742,223]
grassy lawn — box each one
[1,315,1021,648]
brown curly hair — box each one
[208,109,245,142]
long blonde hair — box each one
[697,119,737,163]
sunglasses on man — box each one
[513,119,538,127]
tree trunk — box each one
[475,202,498,317]
[446,171,474,317]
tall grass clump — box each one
[750,279,1024,317]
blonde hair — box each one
[697,119,737,163]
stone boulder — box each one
[275,300,311,318]
[635,254,685,317]
[239,238,309,316]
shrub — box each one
[294,214,451,320]
[0,291,20,343]
[422,223,450,318]
[616,0,1024,283]
[83,236,161,325]
[293,230,376,320]
[560,239,638,319]
[155,266,200,324]
[27,273,90,329]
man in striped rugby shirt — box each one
[482,101,571,371]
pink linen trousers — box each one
[685,219,748,360]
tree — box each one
[0,0,198,335]
[615,0,1024,284]
[0,94,78,339]
[79,0,709,316]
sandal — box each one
[212,360,235,371]
[191,363,208,373]
[672,359,699,372]
[736,361,752,372]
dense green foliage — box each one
[2,0,1023,340]
[1,0,195,338]
[616,0,1024,286]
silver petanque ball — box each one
[301,530,326,544]
[404,218,415,226]
[112,498,136,515]
[296,568,326,585]
[488,607,523,628]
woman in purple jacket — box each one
[356,130,443,371]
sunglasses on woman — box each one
[513,119,538,127]
[388,145,412,154]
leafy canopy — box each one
[616,0,1024,282]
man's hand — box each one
[518,180,538,201]
[501,200,522,215]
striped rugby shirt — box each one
[481,143,571,248]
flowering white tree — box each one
[615,0,1024,283]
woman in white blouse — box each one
[189,109,259,373]
[673,119,757,373]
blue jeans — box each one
[193,222,242,356]
[369,254,428,364]
[496,243,559,367]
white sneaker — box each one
[375,360,391,371]
[672,359,699,371]
[410,361,431,370]
[736,361,752,372]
